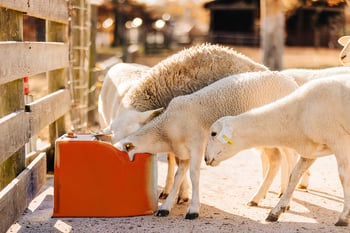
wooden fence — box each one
[0,0,71,232]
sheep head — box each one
[114,115,171,161]
[109,107,164,143]
[205,116,242,166]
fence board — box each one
[0,89,70,165]
[26,89,71,136]
[0,112,29,165]
[0,0,68,23]
[0,152,46,233]
[0,42,68,86]
[0,1,70,231]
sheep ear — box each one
[338,36,350,46]
[142,107,164,123]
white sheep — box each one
[205,74,350,226]
[275,66,350,191]
[98,63,151,130]
[338,36,350,66]
[98,44,268,202]
[115,71,300,219]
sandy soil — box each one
[6,46,349,233]
[7,151,350,233]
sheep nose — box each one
[204,156,211,165]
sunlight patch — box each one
[54,220,72,233]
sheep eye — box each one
[211,131,217,137]
[124,143,134,152]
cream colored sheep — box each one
[205,74,350,226]
[115,71,299,219]
[98,63,151,130]
[338,36,350,66]
[247,66,350,201]
[273,66,350,193]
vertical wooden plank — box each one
[0,8,25,190]
[260,0,284,70]
[70,0,90,131]
[46,21,68,171]
[88,4,97,125]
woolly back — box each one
[163,71,299,128]
[126,44,268,111]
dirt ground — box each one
[7,152,350,233]
[6,46,350,233]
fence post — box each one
[70,0,91,132]
[88,4,97,126]
[46,21,68,171]
[0,8,25,189]
[260,0,284,70]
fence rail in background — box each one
[0,0,71,232]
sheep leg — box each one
[159,153,176,199]
[298,169,310,190]
[280,148,310,194]
[334,144,350,226]
[155,159,190,217]
[260,148,269,178]
[248,148,281,206]
[177,167,190,204]
[266,157,315,222]
[159,153,190,203]
[185,151,204,220]
[279,148,298,197]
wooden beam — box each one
[0,112,30,165]
[0,0,68,24]
[46,19,69,171]
[0,42,68,86]
[26,89,71,136]
[0,153,46,233]
[0,7,26,191]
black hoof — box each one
[177,197,189,205]
[155,209,169,217]
[335,220,348,226]
[247,201,258,207]
[185,212,199,220]
[159,192,168,199]
[266,213,279,222]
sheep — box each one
[98,63,151,130]
[228,67,350,202]
[338,36,350,66]
[275,66,350,191]
[98,43,268,202]
[204,74,350,226]
[115,71,300,219]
